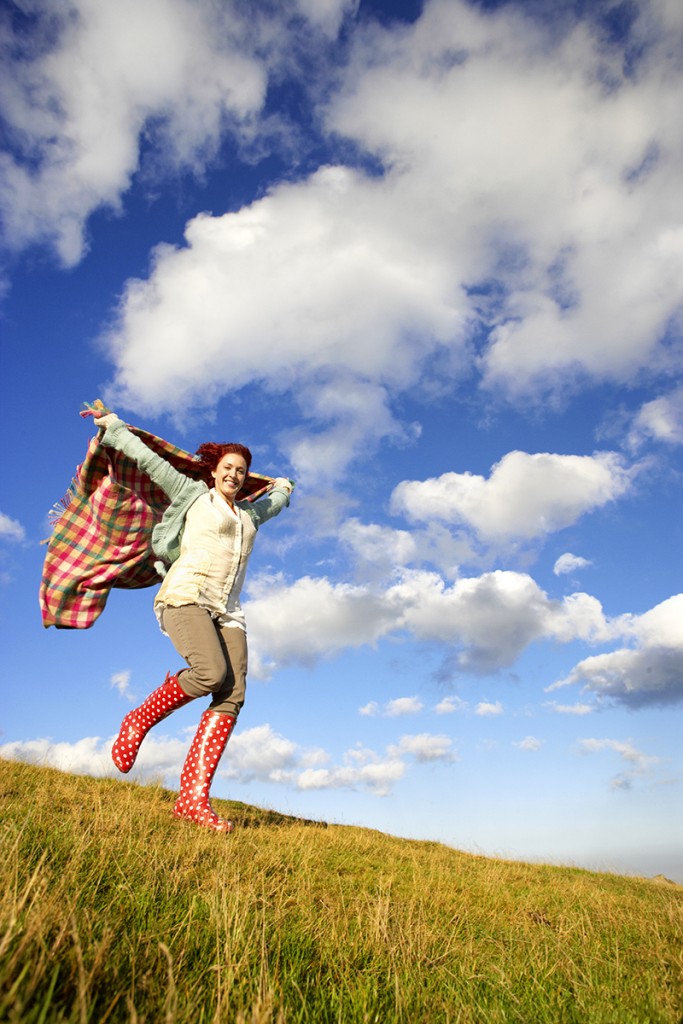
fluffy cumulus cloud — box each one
[391,451,634,544]
[330,0,683,396]
[222,724,299,783]
[388,733,456,762]
[554,552,592,576]
[294,0,358,38]
[514,736,542,752]
[547,701,595,715]
[110,670,134,700]
[247,567,618,678]
[0,736,116,778]
[434,695,469,714]
[296,732,455,795]
[0,0,364,268]
[21,0,668,481]
[548,594,683,707]
[245,573,399,677]
[385,696,424,717]
[245,568,605,678]
[103,163,464,478]
[340,517,472,582]
[394,571,613,672]
[358,697,424,717]
[247,565,683,706]
[0,0,280,265]
[629,386,683,448]
[578,737,660,790]
[296,746,406,797]
[475,701,503,717]
[0,721,453,797]
[0,512,25,542]
[339,519,419,576]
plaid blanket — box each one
[40,427,272,629]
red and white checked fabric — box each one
[40,426,273,630]
[173,709,235,832]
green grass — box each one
[1,758,681,1023]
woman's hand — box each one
[80,401,118,430]
[271,477,295,496]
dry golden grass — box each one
[1,757,681,1022]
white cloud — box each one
[296,750,405,797]
[554,552,592,576]
[0,732,187,781]
[475,701,503,717]
[103,163,465,480]
[222,724,299,783]
[296,732,456,794]
[542,591,615,645]
[247,567,614,678]
[579,738,658,769]
[21,0,663,486]
[0,723,442,798]
[294,0,358,38]
[513,736,542,752]
[246,573,398,676]
[388,733,456,762]
[629,386,683,448]
[395,570,612,672]
[549,594,683,707]
[280,376,419,486]
[434,695,468,714]
[298,747,330,769]
[385,696,424,717]
[0,512,25,542]
[357,696,423,717]
[340,516,474,581]
[4,0,683,462]
[0,737,115,778]
[110,670,134,700]
[547,702,595,715]
[0,0,274,265]
[578,737,660,790]
[391,451,633,544]
[339,518,418,576]
[331,0,683,396]
[552,646,683,709]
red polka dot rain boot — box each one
[111,672,193,774]
[173,709,236,833]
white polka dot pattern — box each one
[111,672,192,773]
[173,709,235,833]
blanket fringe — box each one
[48,478,78,527]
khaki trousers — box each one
[162,605,247,716]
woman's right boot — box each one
[111,672,193,773]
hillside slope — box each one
[1,758,681,1023]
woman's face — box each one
[211,452,248,505]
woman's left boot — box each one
[173,709,236,833]
[111,672,193,773]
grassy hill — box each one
[1,758,681,1023]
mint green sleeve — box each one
[241,484,293,528]
[100,418,196,501]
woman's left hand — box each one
[271,477,295,495]
[80,401,118,429]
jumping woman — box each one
[81,405,294,833]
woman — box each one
[83,405,294,833]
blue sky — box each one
[1,0,682,882]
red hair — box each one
[194,442,252,487]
